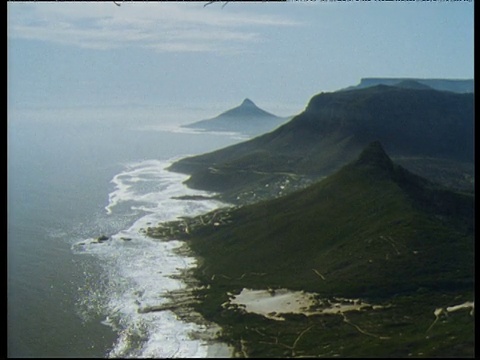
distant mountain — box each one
[169,85,474,203]
[394,80,433,90]
[182,98,290,136]
[342,77,473,93]
[161,142,474,357]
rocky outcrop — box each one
[96,235,109,243]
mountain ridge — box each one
[150,141,474,357]
[170,85,474,202]
[160,141,474,298]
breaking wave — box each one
[72,158,232,358]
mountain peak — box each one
[353,141,394,172]
[180,97,284,136]
[240,98,256,107]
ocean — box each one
[7,107,246,358]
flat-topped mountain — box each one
[182,98,289,136]
[343,77,473,93]
[169,85,474,202]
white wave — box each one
[73,158,233,358]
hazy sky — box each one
[7,1,474,118]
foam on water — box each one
[72,158,232,358]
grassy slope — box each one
[179,142,474,357]
[188,142,473,298]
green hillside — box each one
[152,142,474,357]
[186,141,473,298]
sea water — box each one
[7,107,246,357]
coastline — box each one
[149,239,235,358]
[72,155,238,358]
[148,158,475,358]
[135,162,235,358]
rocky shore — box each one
[143,207,234,240]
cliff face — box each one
[159,84,475,358]
[170,85,474,202]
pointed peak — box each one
[240,98,256,107]
[353,141,394,171]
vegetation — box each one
[169,85,474,203]
[151,142,474,357]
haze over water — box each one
[7,106,245,357]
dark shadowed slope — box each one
[150,141,474,357]
[185,141,474,298]
[147,142,475,358]
[169,85,474,201]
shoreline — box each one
[141,164,238,358]
[152,240,235,358]
[76,155,238,358]
[145,163,475,358]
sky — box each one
[7,1,474,121]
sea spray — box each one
[72,158,232,358]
